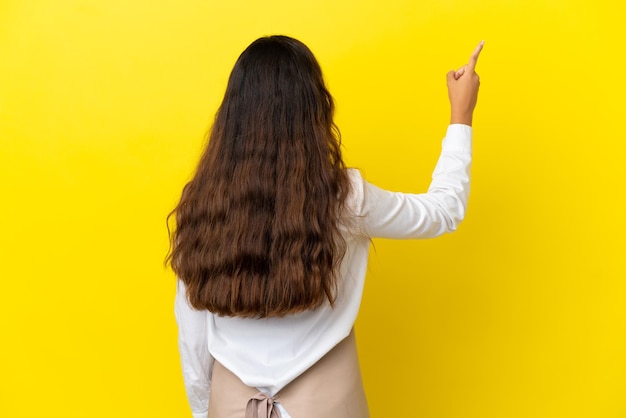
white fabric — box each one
[175,124,473,418]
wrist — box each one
[450,111,473,126]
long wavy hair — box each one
[167,35,351,318]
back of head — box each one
[168,35,351,318]
[220,35,334,140]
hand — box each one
[447,41,484,126]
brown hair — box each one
[167,35,351,318]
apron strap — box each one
[245,392,282,418]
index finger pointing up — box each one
[467,40,485,72]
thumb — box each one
[454,65,466,80]
[446,70,456,84]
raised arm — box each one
[357,41,483,239]
[358,124,472,239]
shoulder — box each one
[344,168,365,217]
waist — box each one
[208,329,369,418]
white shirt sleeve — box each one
[359,124,472,239]
[174,279,214,418]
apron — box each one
[207,330,370,418]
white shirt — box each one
[175,124,472,418]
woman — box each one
[169,35,483,418]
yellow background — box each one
[1,0,624,417]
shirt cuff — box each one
[443,124,472,153]
[192,411,208,418]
